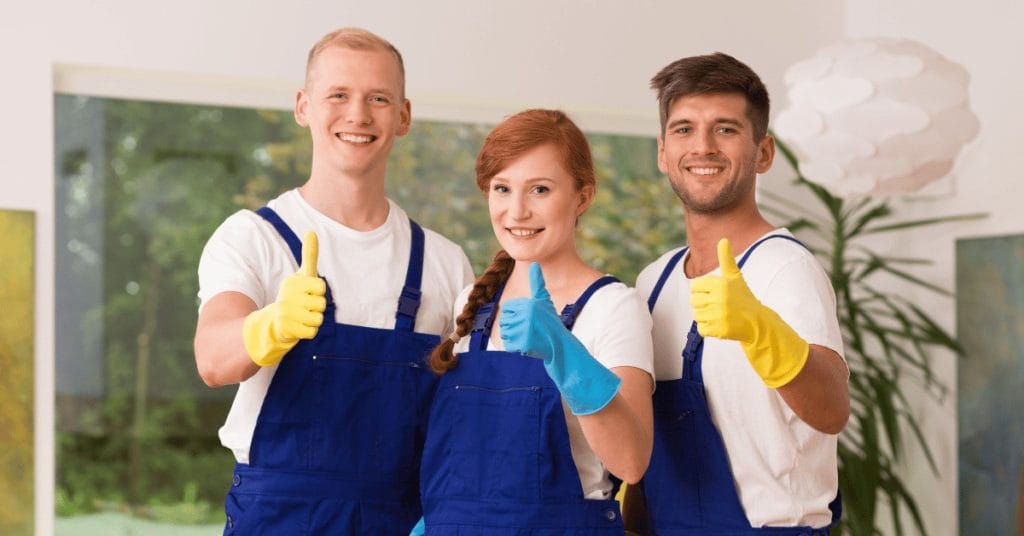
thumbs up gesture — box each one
[690,239,809,388]
[499,263,621,415]
[498,262,558,359]
[243,231,328,367]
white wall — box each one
[11,1,1016,534]
[841,2,1024,535]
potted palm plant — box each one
[763,137,982,535]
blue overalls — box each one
[222,207,440,535]
[641,235,841,535]
[420,276,625,534]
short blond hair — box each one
[305,27,406,96]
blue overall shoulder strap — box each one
[736,234,805,269]
[647,235,805,313]
[687,234,808,382]
[647,247,688,312]
[468,283,506,352]
[254,206,337,335]
[255,206,302,265]
[468,274,620,350]
[394,220,426,332]
[559,276,620,330]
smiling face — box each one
[657,92,774,215]
[487,143,594,265]
[294,45,410,181]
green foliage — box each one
[55,96,304,522]
[386,120,494,273]
[581,133,681,283]
[764,135,983,535]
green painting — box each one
[0,209,34,536]
[957,233,1024,534]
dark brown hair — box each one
[650,52,770,141]
[427,109,595,374]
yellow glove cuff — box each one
[242,307,294,367]
[739,308,809,388]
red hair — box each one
[428,109,596,374]
[475,109,595,194]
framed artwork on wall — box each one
[0,209,35,536]
[956,233,1024,534]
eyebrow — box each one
[490,176,557,184]
[666,117,746,130]
[323,85,397,97]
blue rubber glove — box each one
[499,262,622,416]
[409,517,424,536]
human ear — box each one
[756,134,775,173]
[294,89,310,128]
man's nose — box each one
[345,101,372,125]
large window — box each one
[54,94,676,533]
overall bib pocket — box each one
[312,354,420,476]
[448,384,542,501]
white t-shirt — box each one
[451,280,655,500]
[635,229,846,528]
[198,189,474,463]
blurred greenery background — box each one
[53,95,679,532]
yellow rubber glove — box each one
[242,232,327,367]
[690,238,809,388]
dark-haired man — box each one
[633,52,849,534]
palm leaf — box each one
[862,212,986,234]
[762,136,982,535]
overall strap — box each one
[668,235,807,382]
[468,284,505,352]
[737,234,805,268]
[255,207,337,331]
[560,276,620,330]
[394,220,426,332]
[467,275,620,351]
[647,235,805,314]
[647,247,688,312]
[253,205,337,307]
[256,206,303,265]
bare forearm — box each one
[777,344,850,434]
[194,292,261,387]
[577,367,654,483]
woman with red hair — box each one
[413,109,654,534]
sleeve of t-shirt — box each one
[197,210,274,312]
[758,249,846,361]
[451,284,475,354]
[635,263,658,304]
[581,285,655,379]
[635,247,685,307]
[456,251,475,292]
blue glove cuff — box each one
[553,359,622,416]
